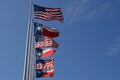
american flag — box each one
[36,59,55,78]
[34,4,64,22]
[35,37,59,48]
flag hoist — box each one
[22,0,64,80]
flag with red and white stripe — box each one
[35,37,59,48]
[34,4,64,22]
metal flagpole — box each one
[22,0,33,80]
[29,33,35,80]
[27,22,33,80]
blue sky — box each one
[0,0,120,80]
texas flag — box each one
[34,22,59,38]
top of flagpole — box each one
[29,0,32,4]
[29,0,32,5]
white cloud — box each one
[107,37,120,56]
[64,0,111,23]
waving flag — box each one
[34,22,59,38]
[35,37,59,48]
[34,4,64,22]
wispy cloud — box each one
[107,37,120,56]
[64,0,111,23]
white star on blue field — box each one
[0,0,120,80]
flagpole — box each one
[22,0,33,80]
[27,21,33,80]
[30,33,35,80]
